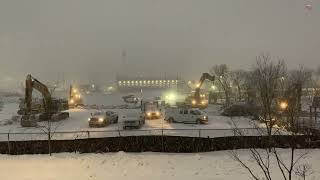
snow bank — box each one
[0,149,319,180]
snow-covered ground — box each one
[0,107,268,141]
[0,149,319,180]
[0,92,288,141]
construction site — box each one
[1,1,320,179]
[0,69,319,142]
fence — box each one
[0,128,316,155]
[0,127,287,142]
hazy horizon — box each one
[1,0,319,89]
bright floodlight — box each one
[192,100,196,105]
[168,93,176,100]
[280,101,288,110]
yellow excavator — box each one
[185,73,215,109]
[68,85,83,108]
[20,74,69,127]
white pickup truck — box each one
[164,107,208,124]
[122,112,145,129]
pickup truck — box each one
[88,111,118,127]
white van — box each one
[164,107,208,124]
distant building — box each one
[116,74,182,91]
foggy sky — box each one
[0,0,319,87]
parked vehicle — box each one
[105,110,119,123]
[122,112,145,129]
[164,107,208,124]
[88,111,118,127]
[122,94,139,104]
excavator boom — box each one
[25,74,52,115]
[21,74,69,127]
[194,73,215,102]
[187,73,215,109]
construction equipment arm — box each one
[25,74,52,115]
[194,73,215,102]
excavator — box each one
[69,85,83,108]
[185,73,215,109]
[20,74,69,127]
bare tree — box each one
[252,53,286,151]
[37,118,65,156]
[310,70,320,97]
[231,116,310,180]
[269,66,312,180]
[283,66,312,132]
[210,64,232,107]
[231,70,248,102]
[294,164,313,180]
[242,70,258,104]
[230,61,312,180]
[230,122,273,180]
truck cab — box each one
[141,100,161,120]
[164,107,208,124]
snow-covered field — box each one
[0,149,319,180]
[0,92,288,141]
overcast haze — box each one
[0,0,319,88]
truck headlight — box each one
[156,111,160,116]
[201,100,207,105]
[192,100,196,105]
[88,118,91,122]
[98,118,104,122]
[147,112,151,116]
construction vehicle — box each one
[69,85,83,108]
[20,74,69,127]
[185,73,215,109]
[17,98,43,115]
[122,94,139,104]
[141,100,161,120]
